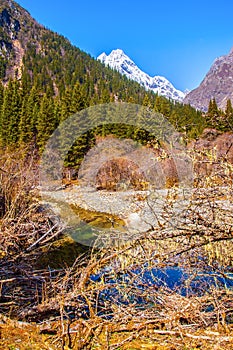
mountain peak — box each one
[97,52,107,61]
[104,49,128,59]
[97,49,184,102]
[111,48,125,55]
[184,47,233,111]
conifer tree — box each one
[0,82,4,135]
[208,98,219,118]
[53,96,62,125]
[21,69,32,98]
[37,94,57,150]
[225,99,233,129]
[0,80,12,145]
[127,96,136,104]
[60,88,73,121]
[160,98,171,117]
[206,98,220,128]
[100,88,111,103]
[19,86,40,144]
[0,82,3,110]
[71,82,87,113]
[9,80,22,144]
[0,79,22,145]
[154,95,162,113]
[207,99,213,116]
[142,94,152,108]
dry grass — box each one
[0,148,233,349]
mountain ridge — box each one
[98,49,185,102]
[184,48,233,111]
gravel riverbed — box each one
[41,185,192,233]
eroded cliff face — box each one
[184,48,233,111]
[0,0,41,80]
[0,1,22,78]
[0,6,20,36]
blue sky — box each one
[16,0,233,91]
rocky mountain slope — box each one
[0,0,155,104]
[98,49,185,102]
[184,48,233,111]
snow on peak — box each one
[97,52,107,61]
[97,49,185,102]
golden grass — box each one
[0,147,233,349]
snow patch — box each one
[97,49,185,102]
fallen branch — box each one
[26,223,60,251]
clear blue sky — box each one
[16,0,233,91]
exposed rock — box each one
[199,128,221,141]
[0,8,20,37]
[0,0,41,81]
[190,129,233,160]
[188,129,233,181]
[184,48,233,111]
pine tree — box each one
[0,56,6,79]
[206,98,220,128]
[21,69,32,98]
[71,82,87,113]
[0,83,4,135]
[209,98,218,116]
[207,99,213,116]
[0,82,4,111]
[160,98,171,117]
[37,94,57,150]
[0,80,12,145]
[154,95,162,113]
[127,96,136,104]
[9,80,22,144]
[100,88,111,103]
[225,99,233,129]
[19,85,40,144]
[142,94,152,108]
[60,88,73,121]
[53,96,62,125]
[0,79,22,145]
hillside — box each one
[0,0,151,98]
[184,48,233,111]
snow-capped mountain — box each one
[97,49,185,102]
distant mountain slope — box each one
[98,49,185,102]
[0,0,155,102]
[184,48,233,111]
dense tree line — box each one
[206,98,233,131]
[1,70,232,173]
[0,75,204,136]
[0,71,206,172]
